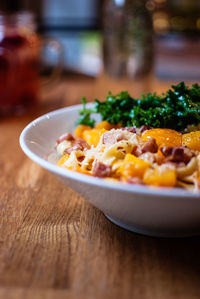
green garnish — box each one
[78,97,95,127]
[78,82,200,131]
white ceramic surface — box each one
[20,104,200,237]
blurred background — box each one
[0,0,200,116]
[1,0,200,79]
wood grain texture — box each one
[0,76,200,299]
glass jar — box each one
[103,0,154,78]
[0,11,62,116]
[0,12,40,115]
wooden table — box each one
[1,74,200,299]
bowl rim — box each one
[20,104,200,199]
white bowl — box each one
[20,104,200,238]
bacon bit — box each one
[131,138,158,157]
[138,125,151,134]
[131,145,142,157]
[92,162,111,177]
[122,125,151,135]
[56,133,75,144]
[140,138,158,154]
[160,146,194,165]
[64,138,90,154]
[77,156,85,162]
[122,127,137,133]
[76,138,90,149]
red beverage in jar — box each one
[0,12,40,115]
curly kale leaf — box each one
[94,91,137,126]
[77,82,200,131]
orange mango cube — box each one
[74,125,92,139]
[83,128,107,147]
[95,121,114,130]
[143,167,176,187]
[118,154,151,179]
[141,128,182,147]
[182,131,200,151]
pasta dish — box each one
[56,82,200,191]
[56,122,200,191]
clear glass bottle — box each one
[103,0,154,78]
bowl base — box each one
[105,214,200,238]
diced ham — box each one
[103,131,126,145]
[131,145,142,157]
[140,138,158,154]
[92,162,111,177]
[122,127,137,133]
[64,138,90,154]
[160,146,194,165]
[56,133,75,144]
[102,133,115,145]
[122,125,151,135]
[132,138,158,156]
[137,125,151,134]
